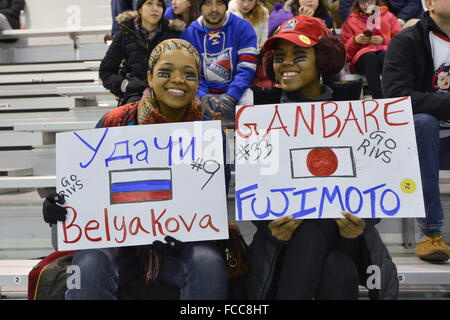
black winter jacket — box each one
[0,0,24,29]
[244,86,399,300]
[99,16,181,104]
[383,12,450,120]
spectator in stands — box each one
[382,0,424,28]
[261,0,283,13]
[284,0,334,29]
[268,2,293,36]
[329,0,343,28]
[110,0,138,38]
[181,0,258,120]
[228,0,270,86]
[245,16,399,300]
[164,0,200,30]
[100,0,183,106]
[382,0,450,262]
[340,0,401,99]
[251,1,293,87]
[228,0,269,52]
[0,0,24,31]
[339,0,354,22]
[339,0,424,27]
[43,39,228,300]
[250,2,293,88]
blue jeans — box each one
[65,242,227,300]
[414,113,450,236]
[111,0,138,37]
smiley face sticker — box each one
[299,35,311,45]
[400,178,416,194]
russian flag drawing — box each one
[109,168,172,205]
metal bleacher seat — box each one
[0,25,111,60]
[0,2,118,299]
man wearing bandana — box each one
[181,0,258,120]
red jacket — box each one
[341,7,401,73]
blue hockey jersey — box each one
[181,12,257,101]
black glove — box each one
[125,77,147,95]
[200,94,216,115]
[42,192,67,225]
[152,235,185,257]
[217,94,238,120]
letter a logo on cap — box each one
[282,19,298,32]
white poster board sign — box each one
[235,97,426,220]
[56,120,228,250]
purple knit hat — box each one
[268,2,294,37]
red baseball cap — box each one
[263,15,332,51]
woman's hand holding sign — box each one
[43,192,67,225]
[269,215,303,241]
[335,211,366,239]
[269,211,365,241]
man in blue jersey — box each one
[181,0,257,120]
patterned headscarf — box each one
[148,38,201,76]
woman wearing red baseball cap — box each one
[244,15,399,300]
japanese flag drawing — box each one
[290,146,356,178]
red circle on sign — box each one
[306,148,338,176]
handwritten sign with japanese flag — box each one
[234,97,426,220]
[55,120,229,251]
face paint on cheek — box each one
[157,71,170,78]
[273,57,283,64]
[294,56,307,63]
[186,75,197,81]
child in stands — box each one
[340,0,401,98]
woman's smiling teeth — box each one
[167,88,185,97]
[282,71,299,77]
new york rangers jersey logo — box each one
[203,48,233,83]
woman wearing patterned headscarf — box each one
[100,38,204,127]
[43,39,229,300]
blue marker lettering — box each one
[154,136,173,166]
[74,128,109,168]
[345,186,363,214]
[292,187,317,219]
[380,188,400,216]
[268,188,296,217]
[179,137,196,162]
[235,184,258,220]
[318,185,344,218]
[134,140,149,164]
[105,140,133,167]
[251,197,271,220]
[362,183,386,218]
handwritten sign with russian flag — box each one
[55,120,229,250]
[235,97,426,220]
